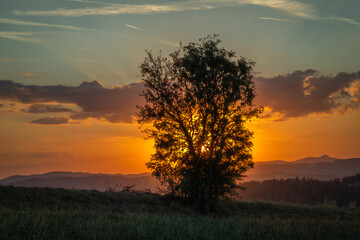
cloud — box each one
[26,104,74,113]
[21,72,37,77]
[68,0,112,5]
[125,24,144,31]
[244,0,314,19]
[0,80,144,124]
[0,58,33,62]
[13,3,196,16]
[0,151,70,159]
[13,0,360,28]
[12,0,313,18]
[0,32,43,44]
[155,39,179,47]
[258,17,300,23]
[30,117,70,125]
[326,16,360,27]
[68,0,116,5]
[0,17,88,31]
[255,70,360,119]
[1,70,360,124]
[29,151,70,158]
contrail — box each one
[124,24,143,31]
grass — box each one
[1,186,359,239]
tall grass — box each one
[0,186,359,239]
[1,209,359,240]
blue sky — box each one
[1,0,360,87]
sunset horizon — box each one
[1,0,360,181]
[0,153,354,180]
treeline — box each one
[241,173,360,207]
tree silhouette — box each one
[138,35,262,213]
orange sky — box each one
[1,103,359,179]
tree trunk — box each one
[202,160,214,214]
[189,157,200,210]
[191,170,200,210]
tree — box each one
[138,35,262,213]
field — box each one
[1,186,359,240]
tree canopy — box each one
[138,35,262,213]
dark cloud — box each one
[26,104,74,113]
[0,80,144,123]
[255,70,360,118]
[1,70,359,124]
[30,117,70,125]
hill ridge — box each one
[1,156,359,191]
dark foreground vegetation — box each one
[242,173,360,207]
[1,186,360,239]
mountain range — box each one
[1,155,359,192]
[246,155,360,181]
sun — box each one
[201,145,206,153]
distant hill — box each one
[0,172,159,192]
[255,154,341,165]
[0,171,93,185]
[1,155,359,191]
[291,154,340,164]
[247,157,360,181]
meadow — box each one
[1,185,359,240]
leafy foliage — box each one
[138,35,262,212]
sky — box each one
[0,0,359,179]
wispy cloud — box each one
[11,0,360,28]
[258,17,300,23]
[0,18,88,31]
[30,117,70,125]
[21,72,37,77]
[0,58,33,62]
[243,0,314,19]
[124,24,143,31]
[13,3,196,16]
[0,32,43,44]
[12,0,311,18]
[327,16,360,27]
[67,0,114,5]
[155,39,179,47]
[26,104,73,113]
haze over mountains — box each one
[246,154,360,181]
[0,172,157,192]
[255,154,339,165]
[1,155,359,192]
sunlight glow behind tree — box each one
[138,35,262,213]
